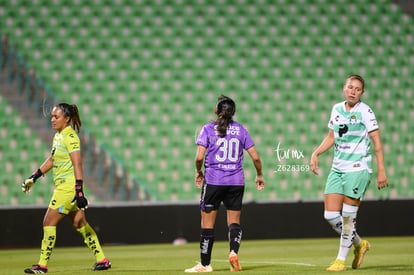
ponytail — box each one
[56,103,82,133]
[70,104,82,133]
[215,95,236,137]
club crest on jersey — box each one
[349,115,358,124]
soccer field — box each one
[1,236,413,274]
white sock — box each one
[324,210,342,235]
[353,231,362,247]
[325,210,362,246]
[337,204,358,260]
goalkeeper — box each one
[22,103,111,274]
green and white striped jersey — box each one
[328,101,378,173]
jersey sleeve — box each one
[363,106,379,132]
[327,105,336,130]
[196,125,209,148]
[64,132,81,153]
[243,127,255,150]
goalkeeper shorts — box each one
[48,188,77,214]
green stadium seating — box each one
[1,0,413,203]
[0,95,52,205]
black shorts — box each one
[200,182,245,211]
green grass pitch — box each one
[1,236,413,274]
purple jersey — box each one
[196,120,255,186]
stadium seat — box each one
[1,0,413,203]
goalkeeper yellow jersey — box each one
[51,125,80,190]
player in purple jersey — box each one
[185,95,265,273]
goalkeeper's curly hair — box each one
[56,103,82,133]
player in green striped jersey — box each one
[310,75,388,271]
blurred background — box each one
[1,0,413,208]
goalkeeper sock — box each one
[77,223,106,262]
[38,226,56,267]
[200,228,214,266]
[228,223,242,254]
[337,204,358,260]
[325,210,362,246]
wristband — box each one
[31,169,43,181]
[75,179,84,195]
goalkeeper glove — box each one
[71,180,88,210]
[22,168,43,193]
